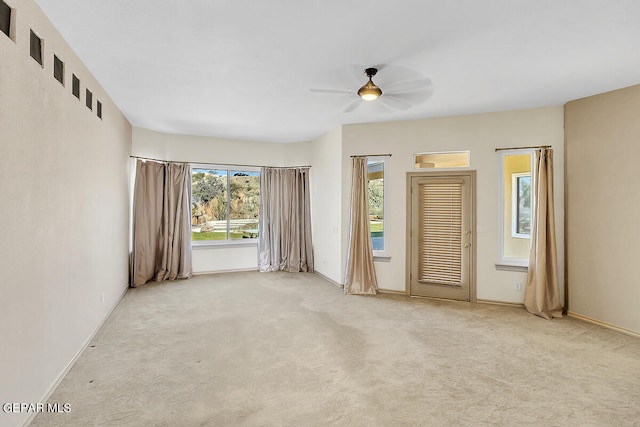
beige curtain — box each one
[258,167,313,272]
[344,157,378,295]
[524,149,562,319]
[132,160,192,287]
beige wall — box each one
[565,84,640,334]
[339,107,565,302]
[0,1,132,425]
[132,127,311,168]
[131,127,311,274]
[309,128,344,284]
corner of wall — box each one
[308,126,344,284]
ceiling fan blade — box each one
[379,95,413,111]
[384,78,433,94]
[310,88,354,95]
[344,99,361,113]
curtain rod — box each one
[494,145,551,152]
[129,155,311,169]
[350,153,392,158]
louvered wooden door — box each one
[409,174,474,301]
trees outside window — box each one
[367,159,385,253]
[191,168,260,241]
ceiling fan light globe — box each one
[358,82,382,101]
[360,93,379,101]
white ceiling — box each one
[34,0,640,143]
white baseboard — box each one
[23,284,129,427]
[378,288,408,296]
[476,299,525,308]
[313,271,343,288]
[192,267,258,276]
[568,311,640,338]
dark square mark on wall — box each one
[86,89,93,110]
[0,1,11,39]
[54,55,64,85]
[72,74,80,98]
[30,30,43,66]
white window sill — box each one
[373,251,390,262]
[495,260,528,272]
[193,240,258,250]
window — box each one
[498,150,534,269]
[414,151,470,169]
[72,74,80,99]
[0,0,13,40]
[97,100,102,119]
[191,167,260,243]
[86,89,93,110]
[367,157,386,255]
[512,172,531,238]
[54,55,64,85]
[30,29,43,66]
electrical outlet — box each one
[514,282,521,291]
[101,292,105,303]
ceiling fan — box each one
[310,66,433,113]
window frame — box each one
[190,164,261,248]
[497,150,535,270]
[367,156,389,259]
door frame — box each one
[405,170,477,302]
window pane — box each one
[515,175,531,236]
[503,153,531,259]
[368,161,384,251]
[191,169,228,241]
[414,151,470,168]
[229,171,260,240]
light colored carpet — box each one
[32,271,640,426]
